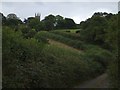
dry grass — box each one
[48,39,82,53]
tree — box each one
[25,17,39,30]
[19,25,36,39]
[55,15,64,29]
[64,18,76,29]
[0,13,6,26]
[105,14,118,50]
[42,15,76,30]
[43,14,56,31]
[80,13,108,45]
[5,18,22,29]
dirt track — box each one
[74,73,109,88]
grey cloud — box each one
[118,1,120,11]
[2,0,120,2]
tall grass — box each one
[39,44,104,87]
[50,30,81,40]
[37,31,85,50]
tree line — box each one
[1,13,77,31]
[1,12,119,50]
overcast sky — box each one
[0,1,119,24]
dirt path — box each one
[74,73,109,88]
[48,39,82,53]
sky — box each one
[0,1,119,24]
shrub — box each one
[107,50,118,88]
[76,30,80,33]
[82,45,113,68]
[107,59,118,88]
[2,27,46,88]
[34,32,48,43]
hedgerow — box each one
[37,31,85,50]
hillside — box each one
[47,38,109,88]
[2,11,118,88]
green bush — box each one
[2,27,46,88]
[107,50,118,88]
[82,45,113,68]
[34,32,48,43]
[19,25,37,39]
[107,59,118,88]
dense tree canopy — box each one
[64,18,76,29]
[42,14,56,31]
[80,12,118,50]
[1,13,77,31]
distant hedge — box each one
[50,30,81,40]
